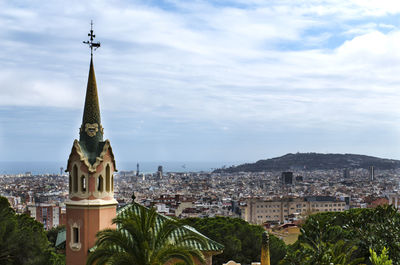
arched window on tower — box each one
[106,165,110,192]
[69,173,72,193]
[73,227,79,243]
[70,223,81,250]
[97,175,103,192]
[111,175,114,191]
[73,165,78,193]
[81,175,86,192]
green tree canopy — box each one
[0,196,64,265]
[280,205,400,265]
[47,225,66,248]
[370,247,393,265]
[181,217,287,265]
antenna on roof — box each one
[83,20,101,56]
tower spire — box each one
[65,21,117,265]
[80,21,104,163]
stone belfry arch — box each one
[65,22,117,265]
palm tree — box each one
[86,204,207,265]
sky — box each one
[1,0,400,165]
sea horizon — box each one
[0,161,244,175]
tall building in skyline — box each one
[281,172,293,185]
[65,26,118,265]
[343,168,350,179]
[369,166,375,181]
[157,165,163,179]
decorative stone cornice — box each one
[66,139,117,173]
[65,198,118,207]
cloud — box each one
[2,0,400,161]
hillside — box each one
[214,153,400,173]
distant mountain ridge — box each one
[213,153,400,173]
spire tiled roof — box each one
[82,57,101,128]
[79,57,104,164]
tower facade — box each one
[65,26,117,265]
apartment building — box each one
[27,203,63,230]
[242,196,346,224]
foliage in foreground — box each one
[87,205,207,265]
[181,216,287,265]
[280,205,399,265]
[370,248,392,265]
[46,225,65,248]
[0,196,64,265]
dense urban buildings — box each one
[2,166,400,229]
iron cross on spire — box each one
[83,20,101,56]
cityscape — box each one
[2,1,400,265]
[3,164,400,227]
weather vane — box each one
[83,20,100,56]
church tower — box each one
[65,23,117,265]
